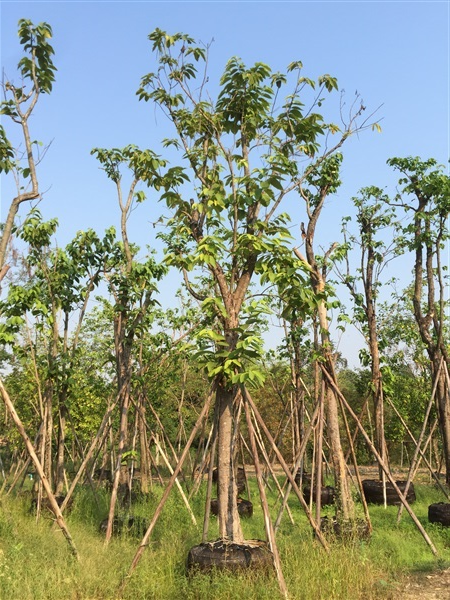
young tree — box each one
[137,29,375,543]
[91,146,167,541]
[388,157,450,482]
[0,20,56,284]
[338,187,399,478]
[0,210,112,493]
[292,154,357,521]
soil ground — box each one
[351,465,450,599]
[265,464,450,599]
[400,567,450,599]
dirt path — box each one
[399,567,450,599]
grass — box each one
[0,478,449,600]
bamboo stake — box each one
[314,382,324,524]
[0,378,79,558]
[239,438,251,501]
[202,399,219,543]
[320,365,438,556]
[2,456,28,494]
[0,451,5,481]
[151,434,197,525]
[386,397,449,500]
[60,398,118,513]
[249,420,295,525]
[189,420,214,499]
[5,426,42,496]
[243,393,288,600]
[396,358,443,522]
[65,408,99,497]
[335,378,372,534]
[190,412,208,486]
[250,417,273,491]
[274,398,321,533]
[147,442,165,486]
[118,382,216,594]
[344,395,370,463]
[243,389,329,551]
[125,396,168,486]
[147,401,182,471]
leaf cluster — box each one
[17,19,57,94]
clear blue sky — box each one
[1,1,449,366]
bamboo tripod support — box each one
[395,357,444,522]
[118,382,217,595]
[243,388,329,551]
[0,378,79,559]
[386,398,449,500]
[243,392,288,599]
[320,366,439,556]
[59,396,119,513]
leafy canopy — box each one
[136,29,367,386]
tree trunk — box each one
[433,358,450,484]
[138,397,150,494]
[368,331,386,480]
[43,384,54,489]
[365,243,387,481]
[216,381,243,542]
[411,201,450,484]
[55,404,67,496]
[105,312,132,543]
[295,204,356,521]
[316,301,355,522]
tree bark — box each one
[55,404,67,496]
[216,381,243,542]
[315,288,355,521]
[364,236,387,480]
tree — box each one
[291,154,357,521]
[0,210,111,493]
[388,157,450,482]
[0,19,56,285]
[91,145,167,541]
[136,29,375,544]
[338,187,399,478]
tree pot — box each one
[303,485,336,506]
[99,515,149,536]
[428,502,450,526]
[212,467,246,495]
[362,479,416,505]
[30,494,73,515]
[186,539,273,574]
[210,497,253,518]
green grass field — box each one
[0,479,449,600]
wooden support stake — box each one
[250,412,295,526]
[320,365,438,556]
[274,398,321,533]
[386,397,449,500]
[243,392,288,599]
[189,420,214,499]
[118,382,217,595]
[396,358,443,522]
[334,379,372,534]
[243,389,329,551]
[0,378,79,559]
[60,397,118,513]
[151,435,197,525]
[202,399,219,543]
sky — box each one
[0,1,449,367]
